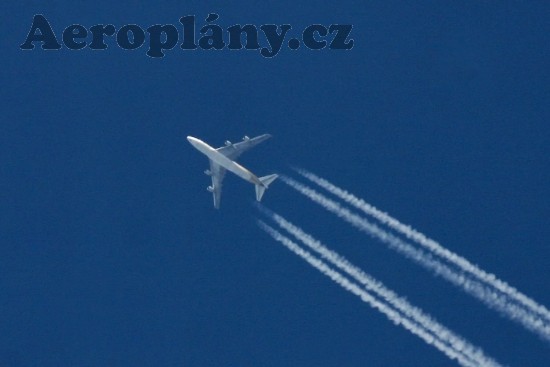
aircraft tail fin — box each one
[255,174,278,201]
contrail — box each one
[257,208,501,367]
[257,221,502,367]
[294,168,550,329]
[280,175,550,342]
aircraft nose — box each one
[187,136,202,149]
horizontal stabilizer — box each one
[255,174,278,201]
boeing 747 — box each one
[187,134,278,209]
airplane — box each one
[187,134,278,209]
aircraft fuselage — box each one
[187,136,263,186]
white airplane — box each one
[187,134,278,209]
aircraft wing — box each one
[216,134,272,160]
[208,159,226,209]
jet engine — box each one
[225,140,232,146]
[242,136,250,141]
[207,186,214,192]
[204,169,212,176]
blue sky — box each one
[2,1,549,366]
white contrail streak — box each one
[257,221,502,367]
[295,168,550,328]
[280,175,550,342]
[258,209,501,367]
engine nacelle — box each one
[242,135,250,141]
[207,186,214,192]
[204,169,212,176]
[225,140,232,146]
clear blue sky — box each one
[2,1,549,366]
